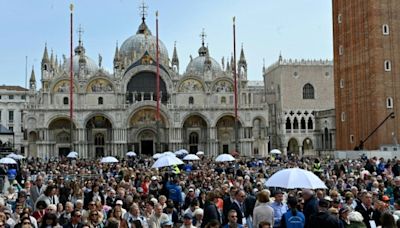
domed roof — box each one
[186,56,222,75]
[62,45,99,75]
[119,20,169,66]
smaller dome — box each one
[63,54,98,75]
[186,56,222,76]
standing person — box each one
[201,192,221,228]
[270,191,287,228]
[59,201,74,226]
[302,190,318,228]
[30,175,46,205]
[123,203,148,228]
[223,187,237,224]
[308,199,340,228]
[148,203,168,228]
[280,197,305,228]
[63,210,84,228]
[355,192,380,228]
[228,190,247,226]
[180,213,196,228]
[253,190,274,228]
[166,177,183,210]
[338,206,350,227]
[223,210,243,228]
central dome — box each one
[119,20,169,66]
[186,44,222,75]
[63,45,98,75]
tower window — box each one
[303,83,315,99]
[339,45,344,55]
[383,24,390,35]
[350,135,354,143]
[338,14,342,24]
[98,97,103,105]
[340,79,345,88]
[384,60,391,71]
[189,96,194,105]
[387,97,393,108]
[63,97,69,105]
[341,112,346,122]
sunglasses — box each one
[91,214,99,216]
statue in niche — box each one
[216,81,231,92]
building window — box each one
[341,112,346,122]
[383,24,390,35]
[8,95,14,100]
[9,126,13,132]
[385,60,391,71]
[221,96,226,104]
[8,110,14,122]
[387,97,393,108]
[338,14,342,24]
[285,117,291,130]
[21,95,26,100]
[340,79,345,88]
[350,135,354,143]
[63,97,69,105]
[307,118,313,130]
[188,96,194,105]
[339,45,344,55]
[98,97,103,105]
[303,83,315,99]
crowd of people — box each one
[0,154,399,228]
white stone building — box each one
[23,15,268,159]
[264,56,334,156]
[0,86,29,154]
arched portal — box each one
[85,115,112,158]
[183,115,207,154]
[303,138,313,154]
[216,115,241,154]
[48,117,76,157]
[28,131,38,157]
[129,108,168,155]
[287,138,299,154]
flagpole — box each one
[156,11,161,154]
[69,4,74,151]
[233,17,239,154]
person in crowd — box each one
[180,213,196,228]
[308,199,340,228]
[253,190,274,228]
[270,191,287,227]
[201,192,221,228]
[280,197,305,228]
[223,210,243,228]
[63,210,84,228]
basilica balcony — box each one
[125,92,170,105]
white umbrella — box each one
[215,154,235,162]
[179,149,189,155]
[174,150,184,156]
[126,151,137,157]
[183,154,200,161]
[153,153,163,159]
[0,157,17,165]
[163,151,176,157]
[265,168,327,189]
[196,151,205,156]
[100,156,119,163]
[270,149,282,154]
[151,155,184,168]
[6,153,25,160]
[67,152,78,158]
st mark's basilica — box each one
[23,11,268,159]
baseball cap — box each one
[339,206,350,215]
[151,176,158,181]
[116,200,123,206]
[183,213,193,219]
[188,188,194,192]
[382,195,390,201]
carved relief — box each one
[214,80,233,93]
[53,80,75,93]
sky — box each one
[0,0,333,88]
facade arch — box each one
[287,138,299,154]
[182,115,208,154]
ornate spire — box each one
[239,43,247,66]
[50,49,54,67]
[279,51,282,62]
[171,41,179,72]
[136,1,152,35]
[42,43,50,64]
[74,25,86,55]
[29,66,36,89]
[198,28,208,56]
[262,58,266,73]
